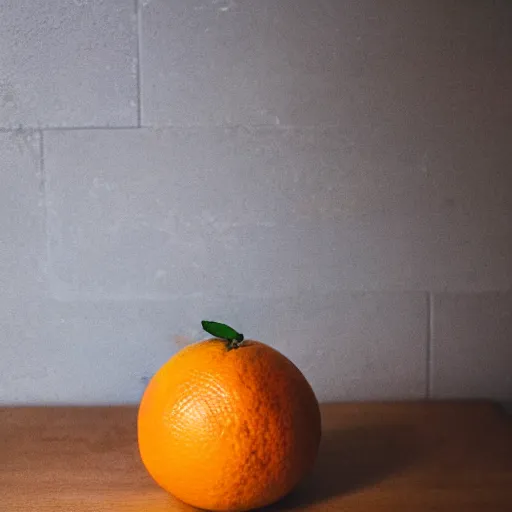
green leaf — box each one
[201,320,244,342]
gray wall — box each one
[1,0,511,404]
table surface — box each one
[1,402,511,511]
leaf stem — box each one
[201,320,245,350]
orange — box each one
[138,327,321,511]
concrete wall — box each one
[0,0,511,404]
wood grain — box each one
[1,402,511,511]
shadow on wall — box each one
[269,424,422,510]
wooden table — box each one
[1,402,511,511]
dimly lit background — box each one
[0,0,511,405]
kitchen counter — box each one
[1,402,511,511]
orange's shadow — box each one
[266,424,422,510]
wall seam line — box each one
[136,0,142,128]
[426,292,434,398]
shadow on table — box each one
[268,424,422,510]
